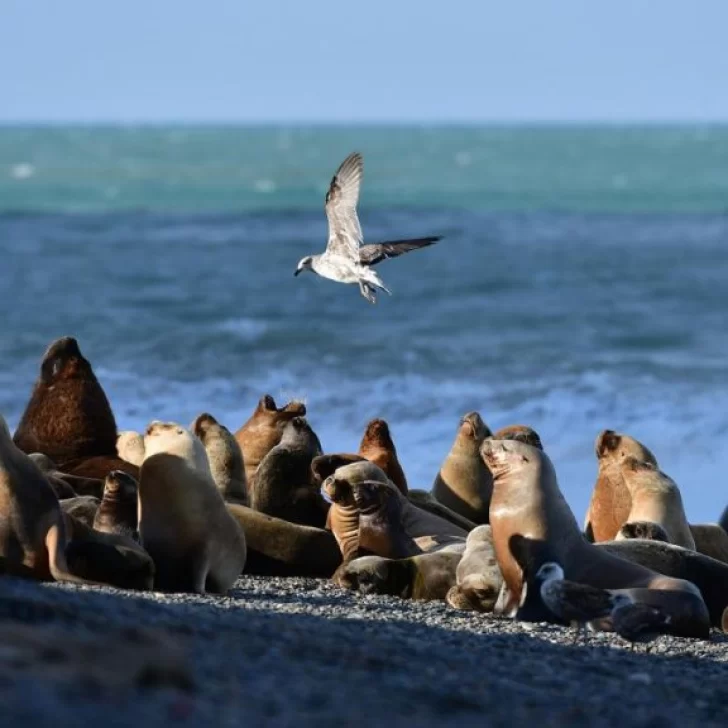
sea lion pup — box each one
[618,457,695,550]
[250,417,326,528]
[616,521,670,543]
[226,503,341,577]
[492,425,543,450]
[63,512,154,591]
[139,421,246,594]
[0,413,102,585]
[432,412,493,524]
[324,461,466,561]
[583,429,657,542]
[93,470,139,540]
[13,337,139,481]
[191,413,247,505]
[336,550,463,601]
[481,439,710,638]
[60,496,100,528]
[116,431,145,467]
[357,418,408,495]
[234,394,307,490]
[445,525,504,613]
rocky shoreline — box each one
[0,575,727,727]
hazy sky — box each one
[2,0,727,123]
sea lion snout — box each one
[595,429,621,458]
[191,412,218,436]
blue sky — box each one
[1,0,727,123]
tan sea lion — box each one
[335,550,463,601]
[191,413,247,504]
[93,470,138,540]
[618,457,695,549]
[116,430,145,467]
[445,525,503,612]
[0,414,102,585]
[432,412,492,524]
[13,337,138,481]
[60,495,100,527]
[357,418,408,494]
[234,394,306,489]
[583,429,657,542]
[323,461,466,565]
[616,521,670,543]
[138,421,246,594]
[63,512,154,591]
[492,425,543,450]
[250,417,326,528]
[482,438,710,638]
[227,503,341,577]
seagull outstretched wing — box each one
[359,236,442,266]
[324,152,364,260]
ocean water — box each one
[1,125,727,523]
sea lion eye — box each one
[52,358,63,377]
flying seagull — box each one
[294,152,442,303]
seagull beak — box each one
[294,267,301,277]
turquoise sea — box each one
[1,125,727,521]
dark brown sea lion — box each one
[227,503,341,577]
[357,418,408,494]
[13,337,138,481]
[138,422,246,594]
[583,429,657,543]
[191,413,247,504]
[335,551,463,601]
[482,438,710,638]
[93,470,138,540]
[0,414,101,585]
[432,412,493,523]
[250,417,327,528]
[234,394,306,489]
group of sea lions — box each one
[3,336,728,645]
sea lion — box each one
[406,490,477,531]
[357,418,408,494]
[445,525,503,613]
[583,429,657,543]
[93,470,138,540]
[335,550,463,601]
[226,504,341,577]
[616,521,670,543]
[687,524,728,565]
[323,461,466,565]
[432,412,493,524]
[234,394,306,489]
[720,506,728,533]
[250,417,326,528]
[191,413,247,504]
[482,438,710,638]
[138,421,246,594]
[13,337,138,481]
[492,425,543,450]
[63,512,154,591]
[0,413,101,585]
[618,457,695,549]
[28,455,78,499]
[116,431,145,467]
[599,539,728,627]
[60,495,100,528]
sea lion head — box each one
[279,416,322,454]
[143,421,211,474]
[334,555,394,595]
[255,394,306,420]
[103,470,138,501]
[458,412,491,442]
[310,453,366,485]
[361,418,395,449]
[40,337,94,384]
[492,425,543,450]
[595,430,657,466]
[116,431,145,467]
[190,412,221,440]
[616,520,670,543]
[480,438,538,478]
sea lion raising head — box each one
[584,429,658,543]
[93,470,139,540]
[432,411,493,524]
[357,418,408,494]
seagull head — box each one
[294,256,314,277]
